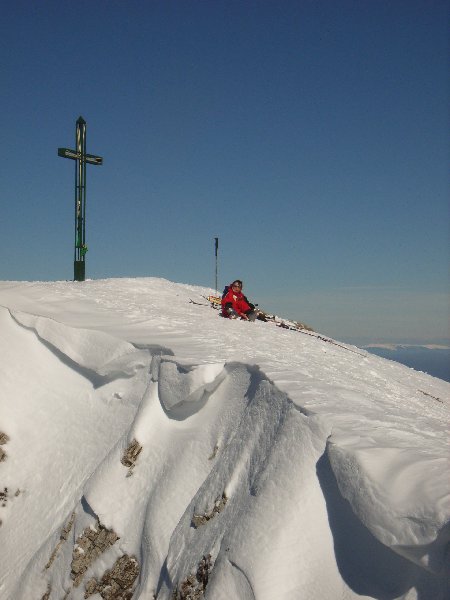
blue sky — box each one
[1,0,448,345]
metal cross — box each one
[58,116,103,281]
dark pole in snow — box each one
[214,237,219,293]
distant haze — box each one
[363,345,450,383]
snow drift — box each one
[0,278,448,600]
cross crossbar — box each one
[58,148,103,165]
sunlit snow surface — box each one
[0,278,448,600]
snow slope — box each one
[0,278,448,600]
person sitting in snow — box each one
[221,280,258,321]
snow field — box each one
[0,278,448,599]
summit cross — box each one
[58,116,103,281]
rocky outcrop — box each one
[0,431,9,462]
[45,511,76,569]
[191,493,227,528]
[84,554,140,600]
[121,439,142,476]
[71,522,120,587]
[172,555,213,600]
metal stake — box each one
[214,237,219,293]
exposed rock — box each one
[45,511,76,569]
[191,493,227,528]
[419,389,442,403]
[0,431,9,462]
[172,555,213,599]
[71,521,119,587]
[84,554,140,599]
[121,439,142,476]
[40,585,51,600]
[207,444,219,461]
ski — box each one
[191,296,365,356]
[189,298,210,306]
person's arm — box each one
[243,295,255,309]
[221,288,235,315]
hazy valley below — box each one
[362,345,450,383]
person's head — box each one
[231,280,243,291]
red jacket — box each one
[221,286,252,318]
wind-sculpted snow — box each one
[10,309,141,382]
[328,442,449,564]
[155,363,333,600]
[0,278,449,600]
[0,306,151,599]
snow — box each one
[0,277,448,600]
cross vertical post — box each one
[75,117,86,281]
[58,116,103,281]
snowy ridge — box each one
[0,278,449,600]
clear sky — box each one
[1,0,448,345]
